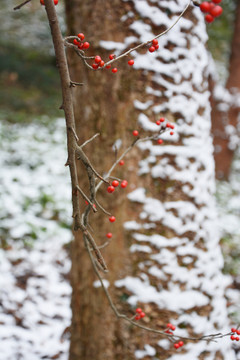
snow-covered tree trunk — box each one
[65,1,235,359]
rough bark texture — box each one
[211,0,240,180]
[65,1,234,359]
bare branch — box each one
[13,0,31,10]
[81,133,100,148]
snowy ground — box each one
[0,117,239,359]
[0,118,72,360]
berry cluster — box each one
[40,0,58,5]
[72,33,135,74]
[200,0,223,23]
[135,308,146,320]
[230,328,240,341]
[107,180,128,193]
[165,323,184,349]
[149,39,159,53]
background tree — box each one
[64,0,235,359]
[210,0,240,179]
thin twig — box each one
[81,133,100,148]
[76,185,97,213]
[13,0,31,10]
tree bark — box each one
[65,1,235,359]
[211,0,240,180]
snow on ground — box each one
[0,118,72,360]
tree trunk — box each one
[211,0,240,180]
[65,1,235,359]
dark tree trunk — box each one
[212,0,240,180]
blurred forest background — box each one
[0,0,240,358]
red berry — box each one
[92,63,99,70]
[170,131,174,135]
[107,185,115,193]
[170,124,175,129]
[205,14,215,23]
[166,123,171,128]
[132,130,139,136]
[152,39,158,46]
[135,315,141,320]
[106,64,111,69]
[77,33,85,40]
[200,1,211,12]
[156,120,161,125]
[236,330,240,335]
[174,344,180,349]
[112,180,119,187]
[167,323,172,328]
[100,60,105,67]
[140,312,145,318]
[170,325,176,331]
[109,216,116,223]
[54,0,58,5]
[112,68,118,73]
[40,0,45,4]
[231,335,236,341]
[109,54,115,60]
[83,42,90,49]
[78,43,84,50]
[231,328,237,333]
[128,59,134,66]
[94,55,102,64]
[210,5,223,17]
[236,337,240,341]
[160,117,165,122]
[157,139,163,145]
[106,233,112,239]
[85,200,89,205]
[136,308,142,314]
[121,180,128,188]
[73,39,79,46]
[212,0,222,3]
[178,341,184,347]
[149,46,155,53]
[119,160,124,166]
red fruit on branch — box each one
[160,117,165,122]
[112,68,118,73]
[210,5,223,17]
[154,44,159,50]
[94,55,102,64]
[106,65,111,69]
[157,139,163,144]
[109,216,116,223]
[149,46,155,53]
[54,0,58,5]
[135,315,141,320]
[106,233,112,239]
[132,130,139,136]
[200,1,211,12]
[109,54,115,60]
[156,120,161,125]
[135,308,142,314]
[178,341,184,347]
[212,0,222,3]
[128,59,134,66]
[92,63,99,70]
[112,180,119,187]
[107,185,115,193]
[140,312,145,318]
[170,131,174,135]
[121,180,128,188]
[83,42,90,49]
[231,328,237,333]
[205,14,215,23]
[73,39,79,46]
[99,60,105,67]
[119,160,124,166]
[174,343,180,349]
[77,33,85,40]
[152,39,158,46]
